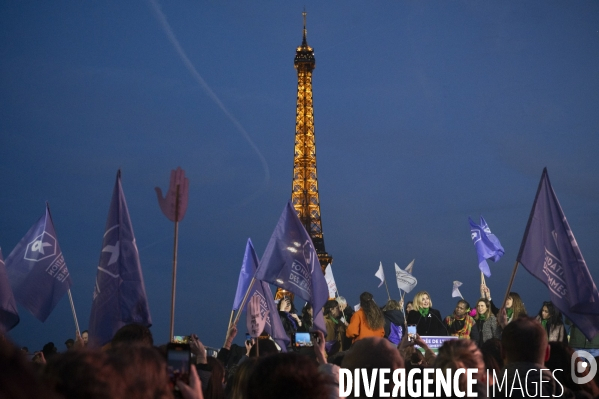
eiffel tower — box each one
[291,11,332,273]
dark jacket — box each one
[406,308,447,336]
[383,309,405,338]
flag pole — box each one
[67,289,80,336]
[501,260,520,308]
[232,277,257,325]
[383,279,391,301]
[227,310,235,332]
[169,184,180,342]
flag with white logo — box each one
[404,259,415,274]
[375,262,385,288]
[5,204,72,322]
[517,168,599,340]
[254,202,329,334]
[324,264,338,298]
[452,281,464,299]
[0,248,19,331]
[469,216,504,277]
[394,263,417,293]
[234,239,289,350]
[88,171,152,348]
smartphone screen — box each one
[293,332,313,347]
[167,343,191,390]
[407,325,417,341]
[173,335,189,344]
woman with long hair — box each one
[277,296,302,340]
[345,292,385,343]
[470,298,502,347]
[406,291,447,336]
[535,301,566,343]
[482,285,527,322]
[382,299,405,344]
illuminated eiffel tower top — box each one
[291,11,332,272]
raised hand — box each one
[155,167,189,222]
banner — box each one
[517,168,599,340]
[5,204,72,322]
[324,263,338,298]
[88,171,152,348]
[0,248,19,332]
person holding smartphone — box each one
[278,296,302,340]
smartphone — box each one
[292,331,313,347]
[407,325,417,342]
[167,342,191,396]
[173,335,190,344]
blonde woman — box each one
[406,291,447,336]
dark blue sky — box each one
[1,2,598,351]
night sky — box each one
[1,1,598,351]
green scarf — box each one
[329,315,339,325]
[478,314,486,321]
[419,307,430,318]
[507,308,514,319]
[541,319,547,329]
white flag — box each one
[354,303,361,312]
[324,264,338,298]
[375,262,385,288]
[404,259,415,274]
[452,281,464,299]
[394,263,418,293]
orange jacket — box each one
[345,308,385,342]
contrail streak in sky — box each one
[148,0,270,204]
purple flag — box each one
[469,215,505,277]
[517,168,599,340]
[0,248,19,332]
[5,204,72,322]
[254,202,329,334]
[234,239,290,350]
[88,171,152,348]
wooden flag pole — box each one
[226,310,235,332]
[501,260,520,309]
[232,277,257,325]
[384,279,391,301]
[67,289,80,336]
[169,185,180,342]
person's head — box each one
[506,292,527,317]
[337,296,348,311]
[502,316,549,365]
[359,292,385,330]
[109,345,171,399]
[42,349,126,399]
[476,299,491,319]
[382,299,401,312]
[247,353,332,399]
[324,299,340,318]
[301,302,313,317]
[406,301,414,313]
[110,323,154,350]
[248,338,279,358]
[81,330,89,345]
[435,339,487,389]
[538,301,562,326]
[454,300,470,318]
[227,357,258,399]
[481,338,503,376]
[278,297,293,312]
[412,291,432,311]
[205,356,225,399]
[65,339,75,349]
[342,337,404,397]
[42,342,58,360]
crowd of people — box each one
[2,283,599,398]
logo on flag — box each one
[25,232,57,262]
